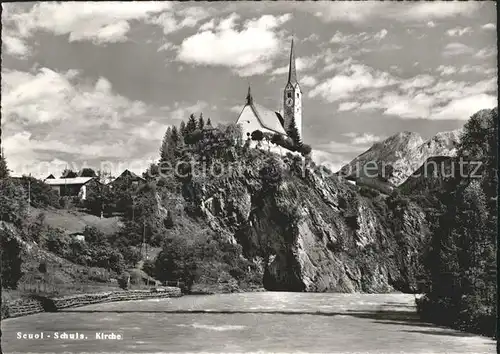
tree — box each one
[206,118,212,127]
[160,127,173,161]
[155,236,197,289]
[186,114,197,134]
[198,113,205,130]
[179,121,187,137]
[79,168,97,177]
[287,115,302,148]
[61,169,78,178]
[0,179,28,226]
[0,228,23,289]
[251,130,264,141]
[0,155,9,179]
[299,144,312,156]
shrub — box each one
[299,144,312,156]
[117,273,130,290]
[251,130,264,141]
[142,259,156,278]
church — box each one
[236,40,302,141]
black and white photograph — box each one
[0,1,497,353]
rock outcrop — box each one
[173,151,430,292]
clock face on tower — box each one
[285,97,294,107]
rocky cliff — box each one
[339,129,461,186]
[163,149,430,293]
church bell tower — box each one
[283,39,302,139]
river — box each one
[1,292,496,353]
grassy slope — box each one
[28,207,122,235]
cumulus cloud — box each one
[2,2,172,46]
[481,23,496,30]
[176,13,291,76]
[300,75,318,87]
[443,42,473,56]
[334,75,497,120]
[309,64,398,102]
[2,34,31,58]
[1,68,173,177]
[475,47,496,59]
[446,26,472,37]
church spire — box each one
[287,38,297,84]
[246,85,253,105]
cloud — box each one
[437,64,496,76]
[475,47,496,59]
[148,5,212,35]
[432,94,497,120]
[427,21,436,28]
[176,13,291,76]
[300,75,318,87]
[481,23,496,30]
[2,34,31,58]
[330,29,387,44]
[271,54,320,75]
[3,2,172,45]
[446,26,472,36]
[443,42,473,56]
[305,2,482,23]
[333,75,497,120]
[309,63,398,102]
[343,133,383,145]
[165,101,209,121]
[1,67,172,177]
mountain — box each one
[339,129,462,187]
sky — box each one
[1,1,497,178]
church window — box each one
[297,92,299,98]
[287,92,292,98]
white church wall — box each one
[236,107,280,140]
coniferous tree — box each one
[206,118,212,127]
[198,113,205,130]
[180,121,187,137]
[287,115,302,148]
[171,126,179,145]
[160,127,172,161]
[187,114,197,133]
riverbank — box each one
[1,287,181,320]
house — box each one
[236,39,302,141]
[43,177,97,200]
[109,169,145,188]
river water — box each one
[2,292,496,353]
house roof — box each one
[44,177,95,186]
[112,169,145,183]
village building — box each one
[109,169,146,188]
[43,176,98,200]
[236,40,302,141]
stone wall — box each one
[2,287,181,319]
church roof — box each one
[237,102,286,135]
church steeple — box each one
[287,38,298,84]
[246,85,253,105]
